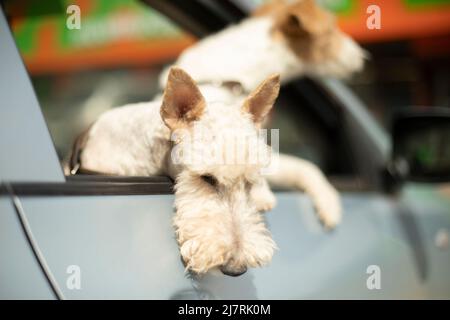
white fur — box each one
[266,154,341,228]
[159,17,304,92]
[159,16,365,90]
[303,33,367,78]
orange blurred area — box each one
[7,0,196,75]
[23,36,194,75]
[7,0,450,75]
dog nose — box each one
[220,265,247,277]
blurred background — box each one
[4,0,450,159]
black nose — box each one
[220,266,247,277]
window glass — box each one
[266,82,355,176]
[345,41,450,131]
[6,0,193,159]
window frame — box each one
[0,175,174,196]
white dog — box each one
[76,68,340,276]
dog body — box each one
[159,17,302,93]
[159,0,365,91]
[80,85,236,177]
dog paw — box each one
[314,187,342,230]
[252,188,277,212]
[257,193,277,212]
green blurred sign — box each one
[11,0,182,55]
[319,0,355,14]
[405,0,450,7]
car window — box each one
[267,80,356,177]
[5,0,192,161]
[6,0,356,179]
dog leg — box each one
[266,153,341,229]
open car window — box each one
[5,0,359,188]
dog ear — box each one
[275,0,333,37]
[161,67,206,130]
[243,74,280,125]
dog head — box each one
[257,0,366,78]
[160,67,279,275]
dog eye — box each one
[201,175,218,187]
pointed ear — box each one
[160,67,206,130]
[242,74,280,125]
[275,0,333,37]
